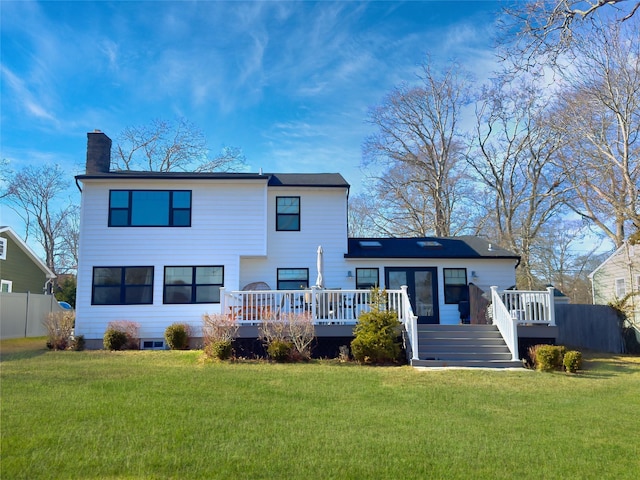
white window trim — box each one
[615,278,626,298]
[0,237,6,260]
[1,279,12,293]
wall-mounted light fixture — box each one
[347,270,353,278]
[471,271,478,281]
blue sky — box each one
[1,1,505,238]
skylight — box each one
[359,241,382,248]
[417,240,442,248]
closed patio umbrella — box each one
[316,245,324,288]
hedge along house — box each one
[75,131,557,366]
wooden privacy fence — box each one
[555,304,624,354]
[0,293,65,339]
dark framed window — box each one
[164,266,224,304]
[356,268,379,289]
[444,268,467,304]
[109,190,191,227]
[276,196,300,231]
[277,268,309,290]
[92,266,154,305]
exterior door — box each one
[386,267,439,324]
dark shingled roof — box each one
[345,236,519,260]
[76,171,350,188]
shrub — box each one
[206,340,234,360]
[351,288,402,364]
[535,345,565,372]
[202,313,239,360]
[267,340,293,362]
[103,328,128,351]
[43,311,75,350]
[68,335,85,351]
[164,323,191,350]
[259,312,315,361]
[563,350,583,373]
[106,320,140,349]
[526,344,543,369]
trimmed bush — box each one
[535,345,565,372]
[106,320,140,349]
[103,328,128,351]
[206,340,233,360]
[164,323,191,350]
[202,313,238,360]
[267,340,293,362]
[351,288,402,364]
[563,350,583,373]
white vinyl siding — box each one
[75,178,268,340]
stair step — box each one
[412,359,523,368]
[418,351,514,361]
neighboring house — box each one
[75,131,553,364]
[589,242,640,325]
[0,226,59,339]
[0,226,55,294]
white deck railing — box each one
[490,286,555,361]
[220,287,410,325]
[221,285,419,361]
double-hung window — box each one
[164,266,224,304]
[109,190,191,227]
[356,268,379,289]
[444,268,468,304]
[615,278,626,298]
[92,267,154,305]
[277,268,308,290]
[276,197,300,231]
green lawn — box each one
[1,338,639,479]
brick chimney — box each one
[86,130,112,174]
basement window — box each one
[142,340,165,350]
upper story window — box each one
[277,268,308,290]
[0,237,6,260]
[164,266,224,304]
[276,196,300,231]
[92,266,154,305]
[356,268,379,289]
[109,190,191,227]
[444,268,468,304]
[615,278,626,298]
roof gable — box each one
[0,226,55,278]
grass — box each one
[1,338,640,479]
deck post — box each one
[547,286,556,326]
[311,286,318,322]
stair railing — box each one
[490,286,519,361]
[399,285,419,361]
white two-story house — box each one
[76,131,554,364]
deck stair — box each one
[411,324,523,368]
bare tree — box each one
[112,117,246,172]
[467,78,568,288]
[1,164,78,274]
[551,18,640,247]
[503,0,639,69]
[363,61,473,237]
